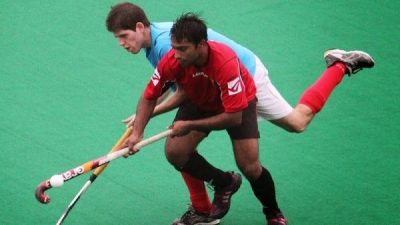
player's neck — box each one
[194,43,209,68]
[143,27,152,48]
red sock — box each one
[181,172,212,213]
[299,62,346,113]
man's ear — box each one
[135,22,145,31]
[198,39,207,48]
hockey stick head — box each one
[35,179,52,204]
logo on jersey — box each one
[227,77,242,96]
[151,69,161,86]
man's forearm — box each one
[188,111,242,131]
[132,96,157,137]
[152,88,187,117]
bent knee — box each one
[271,118,307,133]
[238,163,262,180]
[271,106,314,133]
[165,143,196,168]
[286,124,306,133]
[165,146,182,165]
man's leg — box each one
[255,49,375,133]
[168,127,211,214]
[270,62,346,132]
[166,130,231,225]
[169,101,230,225]
[181,172,212,213]
[171,175,221,225]
[223,97,287,225]
[232,139,287,225]
[165,129,233,186]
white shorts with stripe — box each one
[253,56,293,120]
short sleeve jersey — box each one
[144,41,256,113]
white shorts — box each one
[253,56,293,120]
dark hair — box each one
[170,13,207,46]
[106,2,150,32]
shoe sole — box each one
[172,220,220,225]
[197,220,220,225]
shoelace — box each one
[213,186,233,206]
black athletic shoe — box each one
[209,172,242,219]
[324,49,375,75]
[171,205,220,225]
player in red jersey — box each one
[123,13,288,225]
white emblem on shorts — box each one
[151,69,160,86]
[227,77,242,96]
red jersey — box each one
[144,41,256,113]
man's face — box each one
[113,27,145,54]
[171,37,202,68]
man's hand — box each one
[122,133,143,157]
[122,113,136,127]
[170,120,192,137]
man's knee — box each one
[286,123,306,133]
[164,143,185,167]
[165,137,200,168]
[165,131,206,166]
[270,115,308,133]
[237,161,262,180]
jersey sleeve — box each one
[143,51,175,100]
[143,68,164,100]
[216,58,249,112]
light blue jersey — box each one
[145,22,256,76]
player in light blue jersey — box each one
[106,3,374,225]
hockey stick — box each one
[35,129,172,204]
[55,127,132,225]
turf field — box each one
[1,1,399,224]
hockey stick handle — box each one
[35,129,172,204]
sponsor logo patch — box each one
[227,77,242,95]
[151,69,161,86]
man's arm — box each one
[153,86,187,117]
[171,111,242,137]
[125,95,157,153]
[123,87,186,126]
